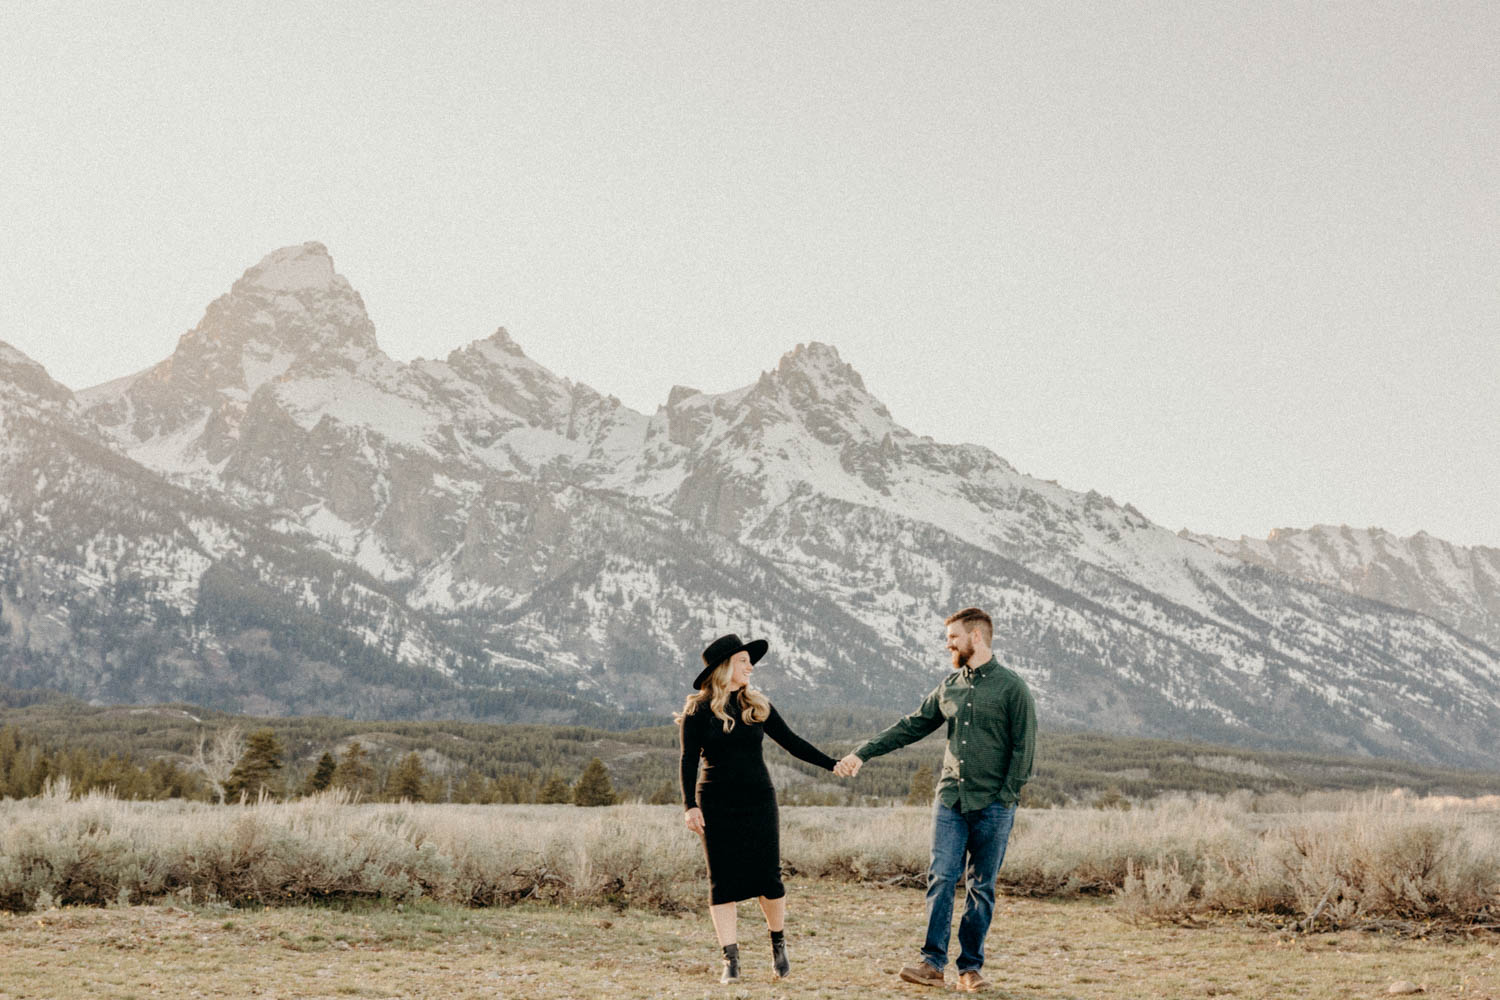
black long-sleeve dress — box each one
[680,691,837,904]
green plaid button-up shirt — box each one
[854,656,1036,811]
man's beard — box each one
[951,644,971,669]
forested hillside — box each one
[4,688,1498,807]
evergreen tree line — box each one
[0,719,1011,809]
[226,732,627,806]
[0,725,202,800]
[0,724,629,806]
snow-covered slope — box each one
[589,342,1500,763]
[617,341,1235,614]
[1185,525,1500,653]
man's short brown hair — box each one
[945,606,993,643]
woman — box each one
[677,632,840,983]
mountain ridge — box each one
[1182,524,1500,653]
[4,243,1498,769]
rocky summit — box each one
[4,244,1499,767]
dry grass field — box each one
[4,787,1498,928]
[1,883,1496,1000]
[2,790,1498,998]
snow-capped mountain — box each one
[2,332,607,720]
[6,243,1500,768]
[1184,525,1500,653]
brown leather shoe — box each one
[957,970,990,992]
[898,961,945,987]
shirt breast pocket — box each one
[972,688,1011,738]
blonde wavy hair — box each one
[674,658,771,733]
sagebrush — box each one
[2,784,1496,929]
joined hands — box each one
[833,753,862,778]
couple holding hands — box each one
[676,607,1037,991]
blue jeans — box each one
[921,800,1016,973]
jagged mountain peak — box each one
[200,241,376,358]
[643,342,898,468]
[1265,524,1433,543]
[0,339,76,415]
[479,326,528,358]
[439,326,575,400]
[729,342,884,421]
[750,341,895,446]
[415,325,650,477]
[235,241,343,295]
[78,242,382,473]
[781,339,845,364]
[1256,523,1499,564]
[770,341,871,396]
[1261,524,1421,554]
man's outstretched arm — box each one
[836,686,945,776]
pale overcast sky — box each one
[2,3,1497,547]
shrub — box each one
[573,758,617,807]
[1,789,1495,928]
[904,764,935,806]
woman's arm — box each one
[762,704,838,770]
[679,708,705,809]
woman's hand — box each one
[684,807,705,834]
[834,753,862,777]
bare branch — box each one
[191,726,244,804]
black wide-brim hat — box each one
[694,633,769,689]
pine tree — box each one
[387,751,426,801]
[538,772,571,804]
[572,757,616,806]
[302,752,337,795]
[332,740,375,797]
[905,763,936,806]
[224,729,284,802]
[0,727,22,798]
[453,769,492,804]
[495,774,537,803]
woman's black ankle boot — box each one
[720,943,740,983]
[770,930,789,978]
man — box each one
[835,607,1035,993]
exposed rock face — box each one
[3,243,1498,767]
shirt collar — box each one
[962,655,997,680]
